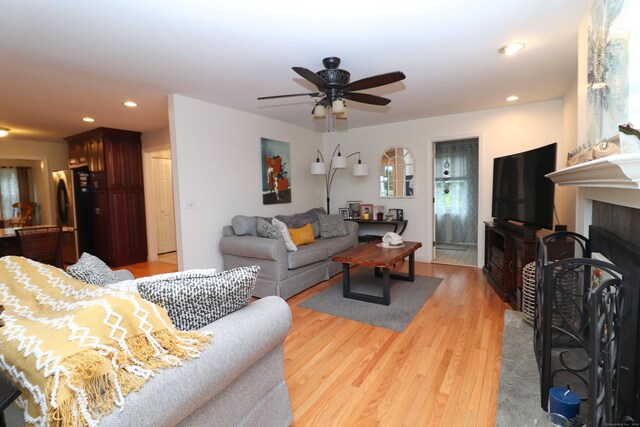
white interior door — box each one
[152,157,177,254]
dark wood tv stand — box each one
[483,221,549,310]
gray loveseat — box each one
[6,296,293,427]
[219,208,359,299]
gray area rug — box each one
[496,310,546,426]
[298,269,442,332]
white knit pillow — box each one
[272,218,297,252]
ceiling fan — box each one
[258,57,406,118]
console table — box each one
[345,219,408,235]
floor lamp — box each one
[311,144,368,214]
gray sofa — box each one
[219,210,359,300]
[6,296,293,427]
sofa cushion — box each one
[313,235,357,256]
[231,215,258,236]
[272,218,297,252]
[66,252,119,285]
[137,266,258,331]
[287,245,328,269]
[318,214,349,238]
[289,223,315,246]
[257,217,282,240]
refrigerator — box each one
[52,168,94,265]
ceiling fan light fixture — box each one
[0,127,10,137]
[498,42,525,56]
[335,106,347,120]
[332,98,345,115]
[313,103,326,119]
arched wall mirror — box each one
[379,146,415,198]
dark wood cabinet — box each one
[66,128,147,267]
[483,221,545,310]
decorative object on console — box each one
[261,138,291,205]
[339,208,349,219]
[311,144,367,213]
[257,57,405,121]
[374,206,385,220]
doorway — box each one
[432,138,479,267]
[143,148,177,264]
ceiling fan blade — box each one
[292,67,328,90]
[342,92,391,106]
[345,71,406,92]
[258,92,320,100]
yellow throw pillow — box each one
[289,223,315,246]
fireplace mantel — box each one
[546,153,640,189]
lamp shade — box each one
[332,98,345,115]
[311,161,326,175]
[313,104,326,119]
[353,162,368,176]
[332,154,347,169]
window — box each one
[379,146,415,198]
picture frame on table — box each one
[360,204,374,220]
[339,208,350,219]
[347,201,362,219]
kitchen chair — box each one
[15,226,62,268]
[9,202,36,227]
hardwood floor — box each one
[123,259,506,426]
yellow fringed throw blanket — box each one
[0,256,212,427]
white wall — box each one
[169,95,324,270]
[0,138,69,225]
[558,79,579,231]
[329,100,564,265]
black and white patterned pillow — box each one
[137,266,259,331]
[256,217,282,240]
[317,214,349,238]
[66,252,119,285]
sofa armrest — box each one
[345,220,359,236]
[99,296,292,427]
[112,269,134,281]
[219,235,287,262]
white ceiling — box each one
[0,0,590,142]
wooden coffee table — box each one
[332,241,422,306]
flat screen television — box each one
[491,142,557,230]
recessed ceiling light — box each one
[506,95,519,102]
[498,43,526,56]
[123,101,138,107]
[83,117,95,123]
[0,127,10,137]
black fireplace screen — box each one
[534,230,639,426]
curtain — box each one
[0,167,19,219]
[434,139,479,244]
[16,167,31,203]
[0,166,32,219]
